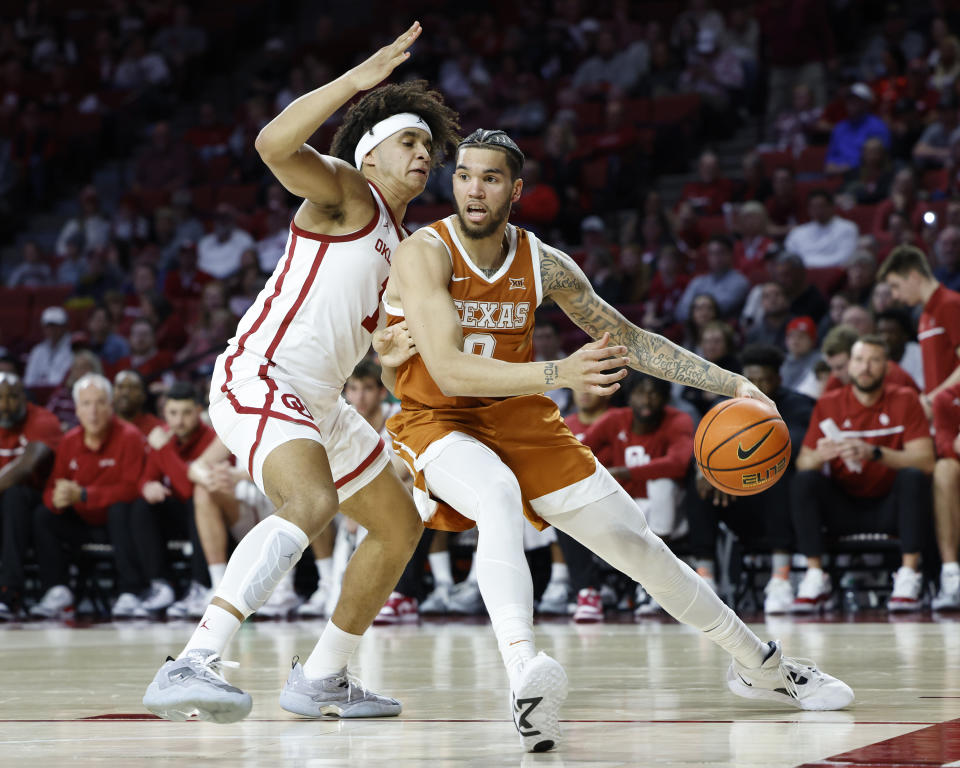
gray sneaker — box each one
[143,649,253,723]
[447,580,485,614]
[419,583,452,614]
[278,658,401,718]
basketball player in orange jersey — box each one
[143,24,625,726]
[383,129,854,753]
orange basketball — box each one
[694,398,791,496]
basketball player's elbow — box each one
[254,128,289,164]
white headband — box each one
[354,112,432,169]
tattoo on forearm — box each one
[544,361,559,387]
[539,246,741,396]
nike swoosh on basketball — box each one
[451,276,470,282]
[737,426,775,461]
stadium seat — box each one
[796,146,828,176]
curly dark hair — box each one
[330,80,460,168]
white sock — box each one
[491,603,536,688]
[428,551,453,586]
[302,620,363,679]
[208,563,227,590]
[316,557,334,585]
[550,562,569,584]
[179,604,242,658]
[943,562,960,576]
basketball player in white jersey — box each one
[384,130,854,752]
[143,24,628,725]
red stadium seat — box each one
[923,168,947,193]
[844,204,878,232]
[581,157,609,190]
[796,146,828,176]
[698,215,728,236]
[217,184,258,211]
[806,266,847,297]
[651,94,701,124]
[759,149,794,175]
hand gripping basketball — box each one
[694,397,791,496]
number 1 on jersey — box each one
[464,333,496,358]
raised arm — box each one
[539,244,774,406]
[393,233,628,397]
[254,22,422,208]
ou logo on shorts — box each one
[280,393,313,419]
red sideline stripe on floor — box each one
[796,717,960,767]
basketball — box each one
[694,398,791,497]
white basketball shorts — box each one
[209,374,389,503]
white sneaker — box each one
[29,585,74,619]
[420,583,453,614]
[537,581,571,615]
[726,640,855,711]
[447,580,484,614]
[166,582,211,619]
[887,566,922,612]
[634,584,662,616]
[143,649,252,723]
[763,577,795,614]
[792,569,833,613]
[511,652,568,752]
[141,580,175,612]
[297,583,332,618]
[258,582,300,619]
[932,568,960,611]
[112,591,148,618]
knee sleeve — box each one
[215,515,309,617]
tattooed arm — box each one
[540,244,775,406]
[392,232,629,397]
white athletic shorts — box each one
[209,374,389,503]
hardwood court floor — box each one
[2,613,960,767]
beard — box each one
[853,373,884,393]
[0,404,26,430]
[455,198,512,240]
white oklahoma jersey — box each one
[208,182,403,498]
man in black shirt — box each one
[686,344,815,613]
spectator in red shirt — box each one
[513,159,559,227]
[686,345,815,614]
[110,319,175,383]
[0,373,61,620]
[163,240,212,302]
[26,374,147,619]
[792,336,934,613]
[820,323,919,396]
[879,245,960,410]
[679,150,733,216]
[131,381,218,618]
[114,369,163,435]
[733,202,778,284]
[930,383,960,610]
[766,166,805,240]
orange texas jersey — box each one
[386,215,544,411]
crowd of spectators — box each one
[6,1,960,620]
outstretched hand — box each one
[348,22,422,91]
[557,332,630,396]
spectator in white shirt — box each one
[6,241,52,287]
[23,306,74,389]
[784,190,859,269]
[197,203,254,280]
[54,186,110,258]
[675,235,751,321]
